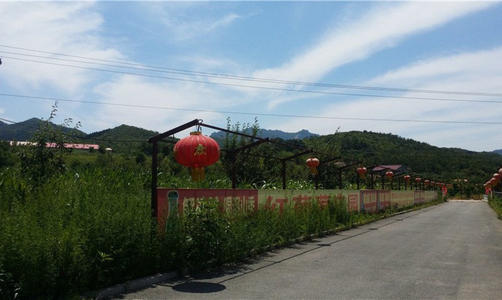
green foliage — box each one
[16,105,80,186]
[0,141,15,168]
[488,194,502,219]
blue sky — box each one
[1,1,502,151]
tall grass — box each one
[488,194,502,219]
[0,165,441,299]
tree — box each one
[17,104,80,186]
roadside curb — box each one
[84,271,178,299]
[86,200,444,299]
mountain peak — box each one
[0,118,85,141]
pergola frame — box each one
[148,119,338,218]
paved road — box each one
[118,201,502,299]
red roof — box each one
[372,165,403,172]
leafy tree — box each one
[0,141,14,169]
[17,104,80,186]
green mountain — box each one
[83,124,158,153]
[211,128,318,140]
[86,124,157,141]
[306,131,502,186]
[0,118,85,141]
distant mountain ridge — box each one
[494,149,502,155]
[86,124,158,141]
[210,128,318,140]
[0,118,85,141]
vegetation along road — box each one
[119,200,502,299]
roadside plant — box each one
[17,103,81,186]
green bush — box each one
[489,195,502,219]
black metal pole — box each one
[231,153,237,189]
[339,169,343,189]
[381,174,385,190]
[282,160,287,189]
[371,173,374,189]
[357,172,360,190]
[151,141,158,219]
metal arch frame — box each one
[147,119,339,219]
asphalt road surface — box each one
[118,200,502,299]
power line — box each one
[4,55,502,105]
[0,117,16,124]
[1,43,501,98]
[2,92,502,125]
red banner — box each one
[157,188,258,220]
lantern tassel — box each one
[191,167,205,181]
[309,166,318,175]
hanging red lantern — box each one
[415,177,421,183]
[493,173,501,183]
[357,167,367,179]
[404,175,411,182]
[385,171,394,179]
[424,179,430,186]
[306,158,320,175]
[174,131,220,181]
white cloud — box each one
[0,2,123,94]
[86,75,243,133]
[252,2,493,108]
[154,4,241,42]
[276,47,502,151]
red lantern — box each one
[424,179,430,186]
[404,175,411,182]
[493,173,501,182]
[357,167,367,179]
[306,158,320,175]
[385,171,394,179]
[174,131,220,181]
[415,177,421,183]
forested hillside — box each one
[83,124,158,153]
[0,118,85,140]
[306,131,502,185]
